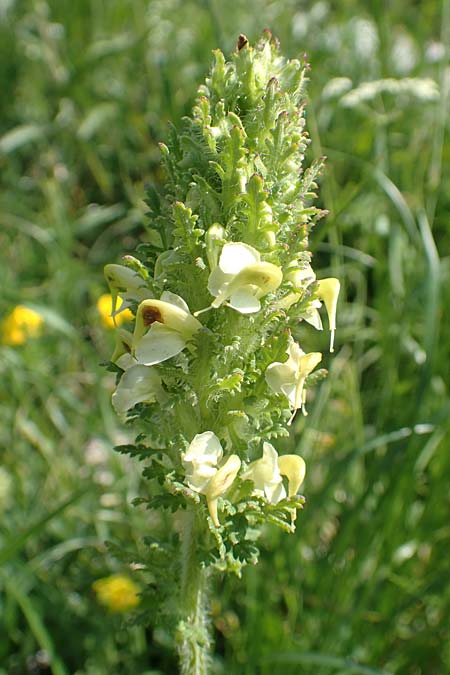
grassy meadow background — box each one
[1,1,449,673]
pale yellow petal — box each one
[317,278,340,352]
[277,455,306,497]
[206,454,241,527]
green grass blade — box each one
[1,574,69,675]
[0,488,89,566]
[263,651,391,675]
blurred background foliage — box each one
[0,0,449,674]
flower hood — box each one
[104,264,152,318]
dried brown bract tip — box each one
[237,34,248,50]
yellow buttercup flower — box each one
[92,574,140,613]
[97,294,133,328]
[1,305,44,345]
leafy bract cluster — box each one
[103,33,339,575]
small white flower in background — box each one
[182,432,241,527]
[84,438,109,465]
[265,338,322,424]
[196,242,282,315]
[321,77,353,101]
[241,442,306,504]
[133,292,202,366]
[104,264,152,318]
[112,364,165,415]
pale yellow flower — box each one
[97,294,133,329]
[92,574,140,613]
[133,292,202,366]
[205,223,226,270]
[277,263,323,329]
[196,242,282,315]
[241,442,306,504]
[182,431,241,527]
[278,263,341,352]
[1,305,44,345]
[265,338,322,424]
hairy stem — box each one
[177,509,211,675]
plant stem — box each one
[177,509,211,675]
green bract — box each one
[100,32,341,670]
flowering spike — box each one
[98,35,342,647]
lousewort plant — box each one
[101,32,340,675]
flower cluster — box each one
[103,238,338,523]
[100,34,341,568]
